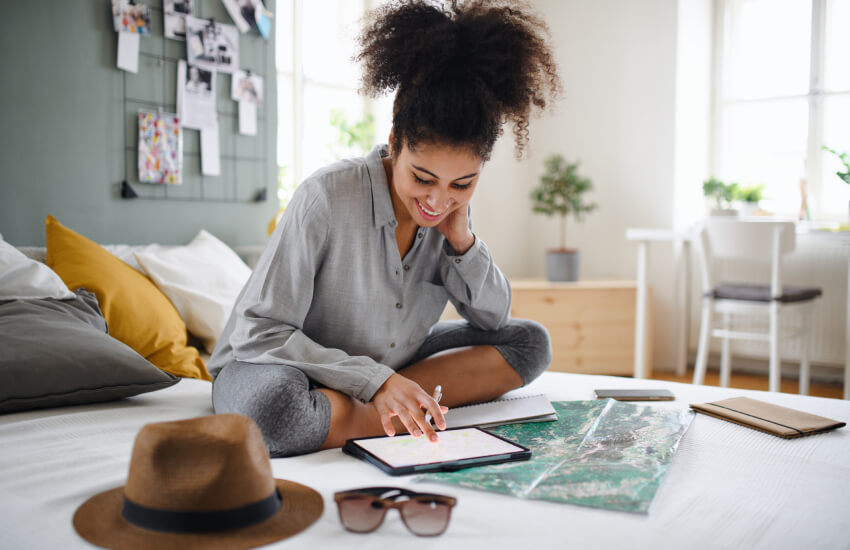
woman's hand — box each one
[437,203,475,255]
[372,374,448,442]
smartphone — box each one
[593,389,675,401]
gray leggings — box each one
[212,319,552,457]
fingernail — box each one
[430,434,438,442]
[413,429,422,437]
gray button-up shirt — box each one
[208,144,511,401]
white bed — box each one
[1,371,848,550]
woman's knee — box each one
[212,362,330,457]
[497,318,552,385]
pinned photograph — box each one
[177,60,217,130]
[186,64,213,95]
[164,0,194,41]
[231,70,263,104]
[222,0,257,33]
[138,110,182,185]
[185,15,239,74]
[223,0,272,38]
[112,0,152,35]
[231,69,263,136]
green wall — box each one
[0,0,278,247]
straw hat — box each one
[73,414,323,549]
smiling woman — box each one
[208,0,562,458]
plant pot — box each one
[710,208,739,217]
[546,249,580,282]
[740,202,759,217]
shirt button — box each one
[403,265,410,271]
[395,302,402,309]
[454,258,462,264]
[417,232,423,238]
[390,342,396,348]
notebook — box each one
[690,396,846,439]
[443,394,557,429]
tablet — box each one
[594,388,675,401]
[342,427,532,476]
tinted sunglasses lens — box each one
[401,499,452,536]
[338,497,386,533]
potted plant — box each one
[823,146,850,221]
[734,184,766,217]
[703,178,740,216]
[823,146,850,184]
[530,154,598,282]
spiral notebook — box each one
[443,394,557,429]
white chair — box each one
[692,219,822,394]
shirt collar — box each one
[365,144,397,229]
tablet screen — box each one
[350,428,525,468]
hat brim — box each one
[73,479,323,550]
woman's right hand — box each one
[372,374,448,442]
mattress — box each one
[1,372,848,550]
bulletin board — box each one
[117,0,274,202]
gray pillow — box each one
[0,289,179,414]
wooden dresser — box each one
[442,280,651,377]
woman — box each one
[209,0,561,457]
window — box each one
[275,0,375,205]
[713,0,850,221]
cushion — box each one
[104,243,166,273]
[0,237,74,300]
[135,230,251,353]
[0,289,180,414]
[44,216,211,380]
[711,283,823,303]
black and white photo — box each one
[185,15,239,74]
[177,60,216,130]
[164,0,194,41]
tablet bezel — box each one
[342,427,532,476]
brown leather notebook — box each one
[690,397,846,439]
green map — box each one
[417,400,694,513]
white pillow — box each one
[135,230,251,353]
[0,237,74,300]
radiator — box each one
[687,232,850,367]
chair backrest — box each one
[695,219,797,297]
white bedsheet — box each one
[1,372,848,550]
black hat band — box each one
[122,489,282,534]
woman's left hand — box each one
[437,203,475,255]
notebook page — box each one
[443,394,556,429]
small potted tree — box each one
[703,178,740,216]
[530,154,598,282]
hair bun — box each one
[357,0,562,160]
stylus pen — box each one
[424,384,442,426]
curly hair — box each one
[356,0,562,161]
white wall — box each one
[471,0,713,370]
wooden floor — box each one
[651,368,845,400]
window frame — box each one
[710,0,849,221]
[276,0,374,200]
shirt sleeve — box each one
[226,181,395,402]
[439,231,512,331]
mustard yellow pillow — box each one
[45,216,210,381]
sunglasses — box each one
[334,487,457,536]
